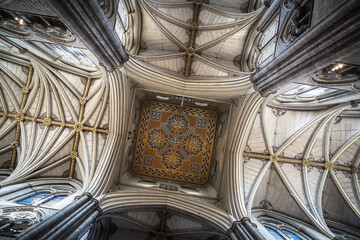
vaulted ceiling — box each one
[123,0,265,98]
[0,48,110,192]
[244,100,360,232]
[0,0,359,239]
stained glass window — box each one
[17,193,51,205]
[281,85,337,98]
[283,230,302,240]
[41,196,66,207]
[259,42,276,64]
[266,227,285,240]
[258,18,279,65]
[299,87,333,97]
[118,0,127,29]
[261,20,279,48]
[50,44,90,61]
[0,41,9,48]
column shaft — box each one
[66,210,100,240]
[46,201,98,240]
[241,218,267,240]
[46,0,128,71]
[17,194,90,240]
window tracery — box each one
[280,0,312,45]
[17,193,67,208]
[274,84,346,104]
[115,0,128,43]
[49,43,91,62]
[265,226,304,240]
[0,183,75,209]
[259,216,310,240]
[258,18,279,65]
[0,41,9,48]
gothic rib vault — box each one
[0,0,359,239]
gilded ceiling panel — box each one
[132,99,218,185]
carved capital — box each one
[240,217,251,224]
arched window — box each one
[258,18,279,65]
[274,84,346,104]
[16,192,68,208]
[328,225,360,240]
[118,0,127,30]
[266,227,285,239]
[41,196,67,207]
[254,212,315,240]
[0,41,9,48]
[0,183,76,209]
[17,193,51,205]
[115,0,128,43]
[282,229,302,240]
[49,44,91,62]
[281,85,336,98]
[265,226,304,240]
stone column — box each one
[66,210,101,240]
[226,231,238,240]
[251,0,360,96]
[227,219,266,240]
[45,0,129,71]
[17,193,94,240]
[241,217,267,240]
[45,199,101,240]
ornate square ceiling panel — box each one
[132,99,218,185]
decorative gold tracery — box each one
[242,152,357,173]
[0,72,109,177]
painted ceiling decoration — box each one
[132,99,218,185]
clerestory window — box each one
[258,18,279,65]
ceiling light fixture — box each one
[331,63,344,71]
